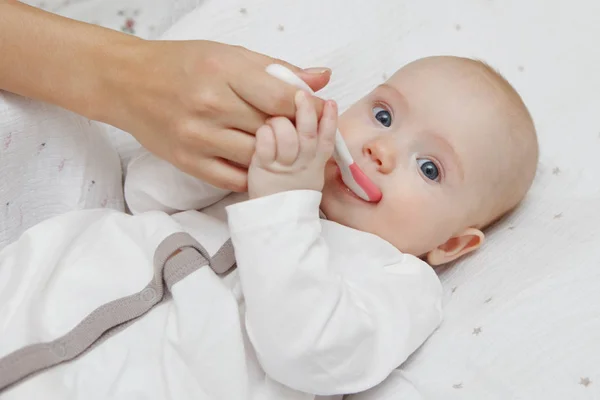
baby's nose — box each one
[363,138,396,174]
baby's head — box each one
[321,56,538,265]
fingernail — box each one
[295,90,307,103]
[325,100,337,116]
[303,67,331,75]
[328,100,337,112]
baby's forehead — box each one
[386,59,512,171]
[388,59,508,127]
[388,58,499,99]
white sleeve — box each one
[124,148,230,215]
[225,190,443,395]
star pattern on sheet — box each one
[453,383,463,389]
[554,213,563,219]
[451,286,458,294]
[508,225,515,230]
[277,24,285,32]
[239,8,247,15]
[3,132,11,150]
[36,142,46,156]
[518,65,525,72]
[455,24,461,31]
[472,327,482,336]
[552,167,561,175]
[122,17,136,34]
[580,377,592,387]
[484,297,492,303]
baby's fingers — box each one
[295,90,319,163]
[295,90,318,136]
[255,124,276,166]
[317,100,338,161]
[267,117,298,165]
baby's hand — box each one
[248,91,337,199]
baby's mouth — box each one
[335,166,370,203]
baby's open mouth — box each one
[335,166,369,203]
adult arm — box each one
[0,0,331,191]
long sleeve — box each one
[124,147,230,215]
[226,190,443,395]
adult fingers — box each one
[206,127,256,167]
[181,156,248,192]
[176,122,256,168]
[243,50,332,93]
[211,85,269,135]
[229,60,327,119]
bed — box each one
[17,0,600,398]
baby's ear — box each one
[426,228,484,266]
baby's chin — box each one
[319,195,347,227]
[319,166,367,227]
[319,163,338,215]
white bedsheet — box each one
[6,0,600,398]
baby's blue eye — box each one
[372,106,392,127]
[417,159,440,181]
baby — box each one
[250,55,538,265]
[0,56,537,400]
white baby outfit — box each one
[0,147,443,399]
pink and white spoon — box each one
[265,64,382,202]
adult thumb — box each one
[296,67,332,92]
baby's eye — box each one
[417,159,440,182]
[372,106,392,127]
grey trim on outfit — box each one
[0,232,236,392]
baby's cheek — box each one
[378,194,445,254]
[337,113,367,143]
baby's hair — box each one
[471,59,536,128]
[466,58,539,230]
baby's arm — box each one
[226,92,443,395]
[227,191,442,395]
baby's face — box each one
[321,57,508,260]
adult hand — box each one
[101,40,331,192]
[0,2,331,192]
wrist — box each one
[248,168,325,200]
[0,2,144,122]
[84,35,147,124]
[227,190,323,232]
